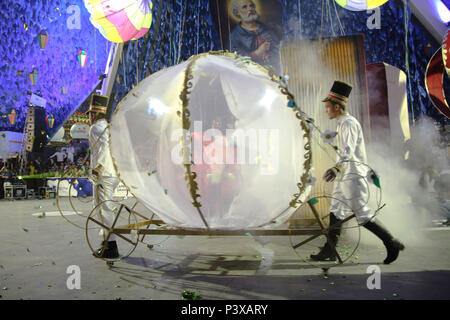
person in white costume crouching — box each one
[87,94,121,259]
[310,80,405,264]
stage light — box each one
[437,0,450,23]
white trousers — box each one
[94,176,120,241]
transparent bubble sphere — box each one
[110,52,311,229]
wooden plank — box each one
[113,228,323,236]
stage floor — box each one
[1,197,450,300]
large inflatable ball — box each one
[109,52,311,229]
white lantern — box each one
[50,127,65,142]
[70,123,89,140]
[109,52,312,230]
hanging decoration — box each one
[424,29,450,119]
[46,114,55,129]
[78,50,87,68]
[29,69,38,85]
[335,0,388,11]
[38,31,50,50]
[8,109,16,126]
[425,48,450,119]
[66,111,89,125]
[83,0,153,43]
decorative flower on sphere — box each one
[367,169,381,188]
[321,130,338,144]
[305,172,317,187]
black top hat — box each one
[322,80,353,108]
[86,94,109,114]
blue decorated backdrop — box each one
[0,0,108,134]
[0,0,446,133]
[280,0,443,123]
[209,0,444,124]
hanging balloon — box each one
[335,0,388,11]
[29,69,38,85]
[8,109,16,126]
[46,114,55,128]
[78,50,87,68]
[38,31,50,49]
[83,0,153,43]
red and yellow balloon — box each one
[83,0,153,43]
[335,0,388,11]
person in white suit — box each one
[66,143,75,163]
[310,81,405,264]
[87,94,120,259]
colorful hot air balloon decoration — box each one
[335,0,388,11]
[38,31,50,49]
[78,50,87,68]
[30,69,38,85]
[46,114,55,129]
[83,0,153,43]
[8,109,16,126]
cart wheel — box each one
[289,195,361,270]
[86,200,140,263]
[106,261,114,266]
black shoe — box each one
[310,213,341,261]
[93,241,119,259]
[310,244,336,261]
[363,220,404,264]
[383,239,405,265]
[444,219,450,226]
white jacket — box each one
[330,114,374,224]
[89,119,117,177]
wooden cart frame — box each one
[86,198,359,272]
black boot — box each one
[310,213,341,261]
[93,240,119,259]
[363,220,405,264]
